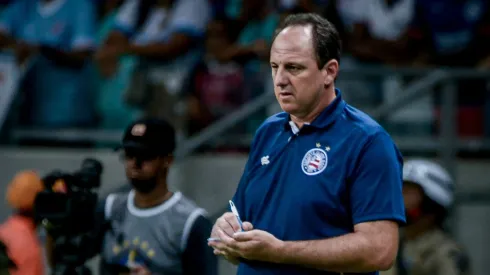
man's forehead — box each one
[279,25,313,38]
[271,25,314,58]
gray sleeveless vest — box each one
[101,191,207,274]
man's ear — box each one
[321,59,339,87]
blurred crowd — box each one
[0,0,490,145]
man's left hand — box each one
[213,228,284,263]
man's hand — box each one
[211,227,284,263]
[210,212,242,238]
[209,212,253,264]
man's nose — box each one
[126,157,143,168]
[274,67,289,88]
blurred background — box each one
[0,0,489,274]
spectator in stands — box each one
[95,0,142,130]
[410,0,490,67]
[0,171,45,275]
[95,0,211,134]
[334,0,414,107]
[277,1,340,37]
[217,0,280,133]
[0,0,97,129]
[409,0,490,138]
[277,0,332,15]
[217,0,278,71]
[342,0,414,65]
[186,17,247,137]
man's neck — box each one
[290,88,336,128]
[133,180,173,209]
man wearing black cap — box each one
[67,118,217,275]
[116,118,178,195]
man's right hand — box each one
[209,212,252,265]
[212,212,241,238]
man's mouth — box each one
[279,92,293,97]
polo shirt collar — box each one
[285,88,346,133]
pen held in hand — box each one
[207,237,221,242]
[229,200,244,231]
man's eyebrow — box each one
[270,59,306,65]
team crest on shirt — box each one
[301,148,328,175]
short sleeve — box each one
[349,131,406,225]
[231,127,263,219]
[0,0,25,37]
[113,0,139,35]
[231,157,252,217]
[169,0,211,37]
[71,0,96,49]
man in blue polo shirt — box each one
[208,13,405,275]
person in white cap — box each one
[382,159,472,275]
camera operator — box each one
[0,171,45,275]
[47,118,217,275]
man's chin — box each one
[279,103,299,114]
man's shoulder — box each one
[263,111,289,127]
[175,193,208,216]
[245,112,287,147]
[340,104,393,144]
[343,104,385,134]
[103,185,132,206]
[255,112,288,136]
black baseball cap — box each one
[117,118,176,156]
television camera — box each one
[34,158,103,275]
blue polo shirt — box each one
[232,89,405,275]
